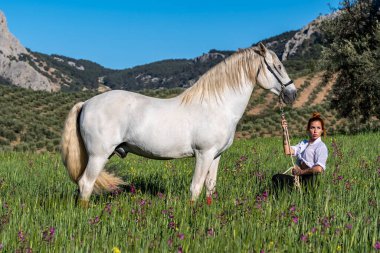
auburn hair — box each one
[307,112,326,137]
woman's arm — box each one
[282,117,294,156]
[292,165,324,176]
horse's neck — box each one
[221,82,254,120]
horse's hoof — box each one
[206,196,212,206]
[79,200,89,208]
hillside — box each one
[0,73,378,152]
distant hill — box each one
[0,9,327,92]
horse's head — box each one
[254,43,297,104]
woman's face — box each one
[308,120,323,141]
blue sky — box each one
[1,0,340,69]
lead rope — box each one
[279,98,301,190]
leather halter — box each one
[263,57,293,91]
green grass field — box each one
[0,133,379,252]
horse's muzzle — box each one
[282,89,297,104]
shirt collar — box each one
[309,137,322,145]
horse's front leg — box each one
[204,156,220,205]
[190,150,215,202]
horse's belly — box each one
[125,140,194,159]
[125,129,194,159]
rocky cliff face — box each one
[0,11,60,91]
[281,16,325,61]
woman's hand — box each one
[292,166,303,176]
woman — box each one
[272,112,328,189]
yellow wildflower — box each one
[336,245,341,251]
[112,247,121,253]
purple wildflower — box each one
[300,234,308,242]
[177,233,185,240]
[177,246,183,253]
[289,204,296,212]
[162,209,168,215]
[0,243,3,250]
[104,203,112,215]
[321,217,330,228]
[157,192,165,199]
[311,227,317,233]
[207,228,215,237]
[239,155,248,162]
[89,216,100,225]
[139,199,146,206]
[261,191,268,201]
[25,248,32,253]
[256,195,262,202]
[17,230,25,242]
[42,227,55,242]
[345,224,353,230]
[167,238,173,247]
[292,216,299,224]
[374,241,380,250]
[130,184,136,194]
[111,187,122,196]
[168,221,176,230]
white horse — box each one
[61,43,297,206]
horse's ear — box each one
[254,42,267,56]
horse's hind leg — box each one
[190,151,215,201]
[78,155,108,206]
[205,156,220,205]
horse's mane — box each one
[181,47,263,104]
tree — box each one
[321,0,380,122]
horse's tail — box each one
[93,171,126,194]
[61,102,87,184]
[61,102,125,193]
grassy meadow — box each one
[0,133,379,252]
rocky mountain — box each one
[0,10,326,92]
[281,16,326,61]
[0,11,59,91]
